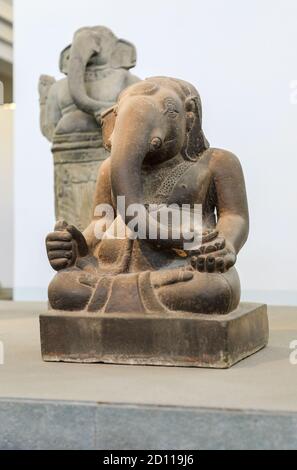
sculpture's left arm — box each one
[211,149,249,255]
[124,71,141,87]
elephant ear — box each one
[59,45,71,75]
[182,96,209,161]
[101,105,117,151]
[110,39,136,70]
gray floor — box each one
[0,301,297,449]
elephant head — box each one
[67,26,136,115]
[102,77,209,248]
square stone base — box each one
[39,302,268,369]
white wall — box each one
[14,0,297,303]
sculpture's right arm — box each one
[83,158,114,252]
[39,77,62,142]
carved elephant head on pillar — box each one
[58,26,136,115]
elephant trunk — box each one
[110,98,152,224]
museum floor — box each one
[0,301,296,450]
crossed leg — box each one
[156,267,240,314]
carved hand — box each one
[190,237,236,273]
[46,220,89,271]
[38,74,56,103]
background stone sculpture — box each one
[39,25,139,230]
[41,77,268,368]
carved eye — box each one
[149,137,162,152]
[163,98,179,118]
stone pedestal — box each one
[2,302,297,449]
[39,302,268,368]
